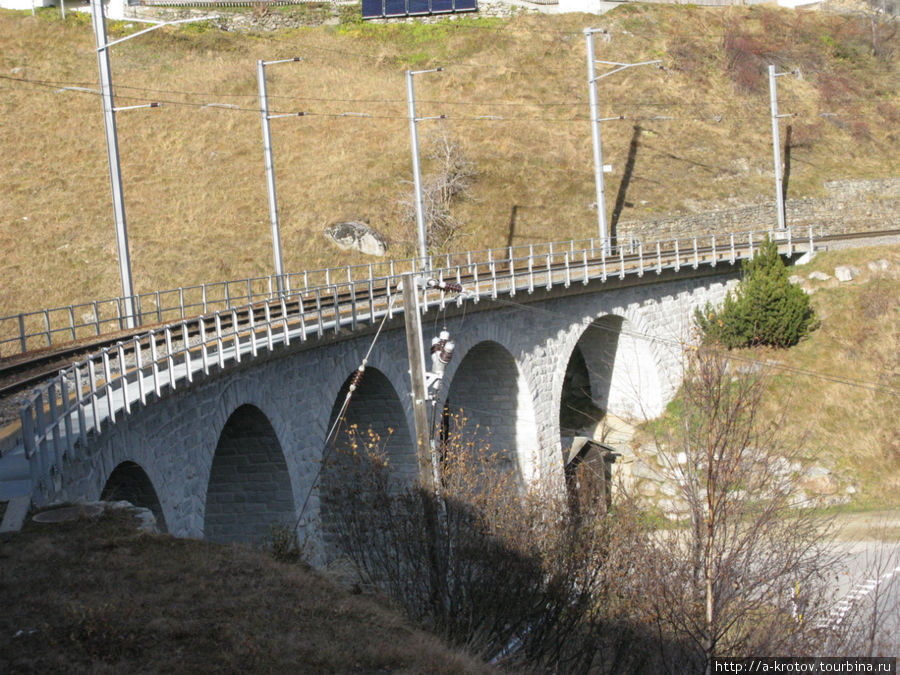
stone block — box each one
[834,265,860,282]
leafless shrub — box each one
[640,348,842,669]
[399,127,476,252]
[326,418,662,672]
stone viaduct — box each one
[44,257,748,561]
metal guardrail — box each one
[1,235,642,357]
[18,227,814,498]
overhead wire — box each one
[293,293,400,529]
[468,291,897,397]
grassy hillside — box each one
[0,507,490,672]
[1,4,897,317]
[638,244,899,507]
[757,244,899,507]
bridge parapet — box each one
[14,226,814,505]
[0,227,814,357]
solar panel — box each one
[360,0,477,19]
[384,0,407,15]
[361,0,384,18]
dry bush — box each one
[640,349,843,668]
[398,127,476,252]
[326,419,663,672]
[788,121,824,149]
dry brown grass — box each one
[0,5,896,318]
[0,508,491,673]
[737,244,899,506]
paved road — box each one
[824,532,900,654]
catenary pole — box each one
[584,29,608,252]
[584,29,660,253]
[402,274,435,493]
[406,68,444,273]
[91,0,136,328]
[89,0,217,328]
[768,64,796,231]
[258,57,301,295]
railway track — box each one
[1,227,896,431]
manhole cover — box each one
[31,504,104,523]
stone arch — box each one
[100,460,168,533]
[563,313,668,427]
[203,404,295,544]
[318,367,416,559]
[441,340,539,484]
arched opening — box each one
[101,461,168,533]
[559,314,664,506]
[559,316,623,448]
[204,404,294,545]
[319,368,415,560]
[443,340,538,484]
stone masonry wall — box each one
[615,178,900,244]
[49,267,740,557]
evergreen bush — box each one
[695,236,816,348]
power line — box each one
[480,295,897,397]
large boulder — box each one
[324,221,388,257]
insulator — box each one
[438,340,455,365]
[348,365,365,392]
[431,336,442,354]
[439,329,450,341]
[427,279,464,294]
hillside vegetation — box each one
[1,4,897,317]
[0,508,490,672]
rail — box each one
[16,226,816,496]
[0,229,811,358]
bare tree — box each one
[399,126,476,251]
[642,348,840,673]
[864,0,898,62]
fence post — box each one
[583,250,589,285]
[181,322,193,384]
[47,380,62,470]
[117,342,131,414]
[88,357,101,432]
[59,371,74,458]
[150,330,162,397]
[33,390,47,481]
[134,336,147,404]
[74,365,87,447]
[68,306,76,341]
[43,309,52,348]
[21,400,35,461]
[102,348,115,424]
[18,314,26,353]
[165,326,177,389]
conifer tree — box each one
[696,236,816,348]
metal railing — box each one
[1,234,643,357]
[17,226,816,499]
